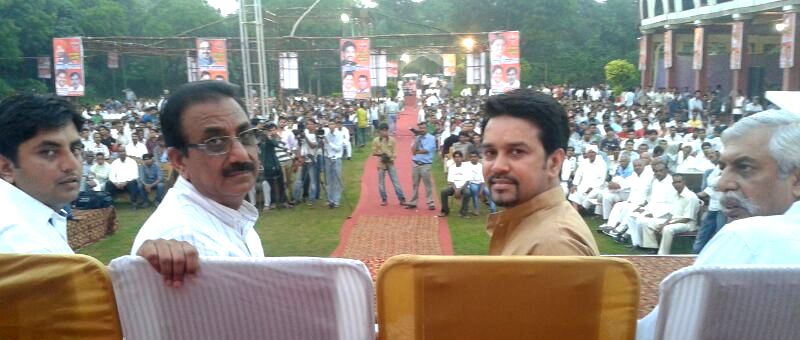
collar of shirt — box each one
[486,186,564,237]
[173,176,258,234]
[0,179,71,253]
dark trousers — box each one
[105,180,141,204]
[440,185,471,215]
[693,210,727,253]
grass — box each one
[79,145,370,264]
[79,141,694,263]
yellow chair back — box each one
[0,253,122,340]
[377,255,640,340]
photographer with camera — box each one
[372,123,406,206]
[292,119,322,206]
[404,121,437,210]
[255,123,290,212]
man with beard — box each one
[481,89,599,255]
[132,81,265,258]
[636,110,800,339]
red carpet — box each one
[331,100,453,279]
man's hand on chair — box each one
[136,239,199,288]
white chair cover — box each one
[654,265,800,340]
[109,256,374,340]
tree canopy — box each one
[0,0,640,101]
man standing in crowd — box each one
[132,81,265,257]
[404,121,436,211]
[0,94,197,287]
[107,149,143,208]
[637,110,800,339]
[138,153,164,207]
[323,120,345,208]
[385,98,399,135]
[372,123,405,206]
[480,89,599,255]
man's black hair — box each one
[160,81,247,153]
[0,94,84,163]
[452,150,463,157]
[341,40,356,52]
[480,88,569,156]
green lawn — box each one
[79,144,693,263]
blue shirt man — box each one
[138,154,164,206]
[405,122,437,210]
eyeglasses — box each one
[187,127,262,156]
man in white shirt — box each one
[89,153,111,191]
[323,121,345,208]
[638,174,700,254]
[560,146,578,193]
[89,133,110,159]
[597,154,635,219]
[622,163,676,247]
[80,128,95,150]
[568,145,607,211]
[132,81,266,258]
[466,150,495,214]
[107,149,143,208]
[636,110,800,340]
[125,132,149,159]
[439,151,472,218]
[0,94,197,287]
[601,159,653,236]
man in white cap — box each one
[568,144,608,211]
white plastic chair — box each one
[109,256,374,340]
[653,265,800,340]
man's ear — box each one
[0,155,16,184]
[167,148,189,180]
[791,168,800,199]
[547,148,566,181]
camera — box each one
[380,153,392,164]
[315,127,325,137]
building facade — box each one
[638,0,800,97]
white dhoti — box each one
[608,201,637,228]
[599,190,629,219]
[641,221,695,254]
[568,187,602,210]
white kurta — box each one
[568,157,607,208]
[131,176,263,257]
[640,188,700,252]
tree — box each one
[604,59,638,95]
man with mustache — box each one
[132,81,265,258]
[0,94,197,287]
[481,89,599,255]
[636,109,800,340]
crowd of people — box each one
[0,77,798,339]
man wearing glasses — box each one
[132,81,265,257]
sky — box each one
[207,0,239,16]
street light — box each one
[776,22,787,32]
[462,37,476,51]
[340,13,350,23]
[400,53,411,63]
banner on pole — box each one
[781,13,796,69]
[37,57,51,79]
[196,38,228,81]
[730,22,743,70]
[693,27,704,70]
[340,39,371,100]
[53,37,85,97]
[108,52,119,69]
[442,54,456,77]
[466,52,485,85]
[370,51,387,88]
[387,61,398,78]
[489,31,520,95]
[664,30,673,69]
[279,52,299,90]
